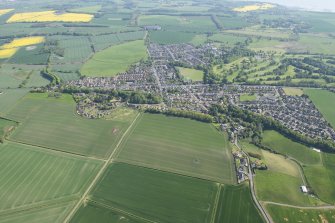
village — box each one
[62,42,335,143]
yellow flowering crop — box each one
[7,10,93,23]
[233,3,275,12]
[0,9,14,16]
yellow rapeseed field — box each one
[233,3,275,12]
[1,36,45,49]
[7,10,93,23]
[0,48,18,59]
[0,9,14,16]
[0,36,45,59]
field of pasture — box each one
[0,142,102,218]
[267,204,335,223]
[81,40,147,77]
[0,89,28,116]
[85,162,219,223]
[261,130,335,204]
[116,113,235,183]
[6,93,134,158]
[304,89,335,128]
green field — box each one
[0,118,16,140]
[138,15,217,33]
[262,130,321,165]
[86,162,219,223]
[149,31,195,44]
[116,113,235,183]
[215,184,265,223]
[177,67,204,81]
[283,87,304,96]
[0,202,76,223]
[0,89,28,116]
[304,89,335,128]
[240,94,257,102]
[267,204,335,223]
[81,40,147,77]
[0,141,102,213]
[6,93,134,158]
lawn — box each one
[116,113,235,183]
[304,88,335,128]
[215,184,265,223]
[88,162,219,223]
[177,67,204,81]
[266,204,335,223]
[0,141,102,212]
[6,93,135,158]
[240,94,257,102]
[81,40,147,77]
[262,130,321,165]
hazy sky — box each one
[255,0,335,12]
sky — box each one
[255,0,335,12]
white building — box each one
[300,185,308,193]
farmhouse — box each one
[143,25,161,31]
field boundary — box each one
[263,201,335,209]
[63,112,141,223]
[210,183,222,223]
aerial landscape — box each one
[0,0,335,222]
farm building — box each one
[300,185,308,193]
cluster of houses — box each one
[239,87,335,141]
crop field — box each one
[88,162,219,223]
[81,40,147,77]
[233,3,275,12]
[7,11,93,23]
[216,16,251,29]
[8,44,49,65]
[177,67,204,81]
[297,34,335,55]
[0,48,17,59]
[138,15,217,33]
[70,202,146,223]
[215,184,264,223]
[6,93,134,158]
[0,89,28,116]
[116,113,235,183]
[69,5,102,14]
[266,204,335,223]
[0,64,46,88]
[304,89,335,128]
[0,141,102,213]
[0,9,13,16]
[149,31,195,44]
[0,202,76,223]
[262,130,321,165]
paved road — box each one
[234,139,273,223]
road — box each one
[262,201,335,209]
[63,113,141,223]
[234,138,273,223]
